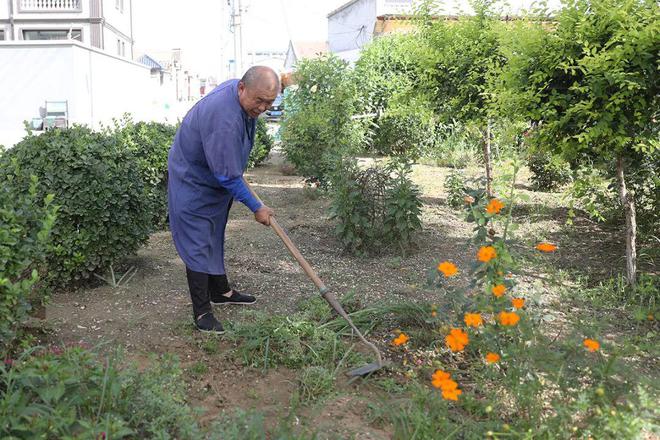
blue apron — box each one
[167,79,256,275]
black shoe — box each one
[210,290,256,305]
[195,313,225,334]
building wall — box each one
[327,0,376,54]
[101,0,132,57]
[376,0,413,15]
[0,40,171,148]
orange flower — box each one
[431,369,450,387]
[498,311,520,326]
[392,333,409,346]
[486,198,505,215]
[485,352,501,363]
[445,328,469,352]
[431,311,437,317]
[536,242,557,252]
[492,284,507,298]
[583,338,600,352]
[437,261,458,277]
[511,298,525,309]
[442,387,463,401]
[464,313,483,328]
[477,246,497,263]
[431,370,462,401]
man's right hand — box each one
[255,205,274,226]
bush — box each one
[370,104,436,159]
[0,127,152,287]
[528,152,572,192]
[113,116,177,228]
[0,346,203,438]
[248,117,274,168]
[444,170,467,209]
[329,161,422,255]
[280,55,363,187]
[0,175,56,352]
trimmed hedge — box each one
[0,173,55,351]
[0,127,152,287]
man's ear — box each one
[238,81,245,94]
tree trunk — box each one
[483,121,493,197]
[616,156,637,287]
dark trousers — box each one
[186,267,231,319]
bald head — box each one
[238,66,280,118]
[241,66,280,92]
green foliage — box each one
[209,409,318,439]
[0,175,56,351]
[0,127,152,287]
[280,55,363,187]
[497,0,659,163]
[0,346,203,439]
[528,152,572,192]
[567,166,619,223]
[354,33,423,115]
[227,309,359,370]
[419,3,504,125]
[248,118,274,168]
[370,103,437,159]
[421,122,481,168]
[329,161,422,255]
[297,365,334,404]
[113,116,177,228]
[444,170,468,209]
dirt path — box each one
[44,153,642,437]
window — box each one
[115,0,119,9]
[121,41,125,57]
[23,29,82,41]
[117,39,121,55]
[0,30,5,41]
[120,0,124,12]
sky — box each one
[132,0,346,79]
[132,0,562,79]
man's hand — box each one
[254,205,274,226]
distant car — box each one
[265,94,284,121]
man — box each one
[168,66,279,334]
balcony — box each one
[18,0,82,12]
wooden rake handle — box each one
[242,178,327,293]
[242,178,384,367]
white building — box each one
[327,0,414,63]
[0,0,134,58]
[0,0,184,148]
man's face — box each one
[238,81,278,118]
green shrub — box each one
[0,127,152,287]
[113,116,177,228]
[248,117,274,168]
[528,152,572,192]
[0,346,202,439]
[444,170,467,209]
[329,161,422,255]
[370,104,436,159]
[422,123,480,168]
[0,175,56,352]
[280,55,363,187]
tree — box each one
[418,1,507,196]
[496,0,659,286]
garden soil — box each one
[43,151,637,438]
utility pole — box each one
[229,0,244,77]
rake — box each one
[244,178,386,377]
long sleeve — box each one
[215,175,262,213]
